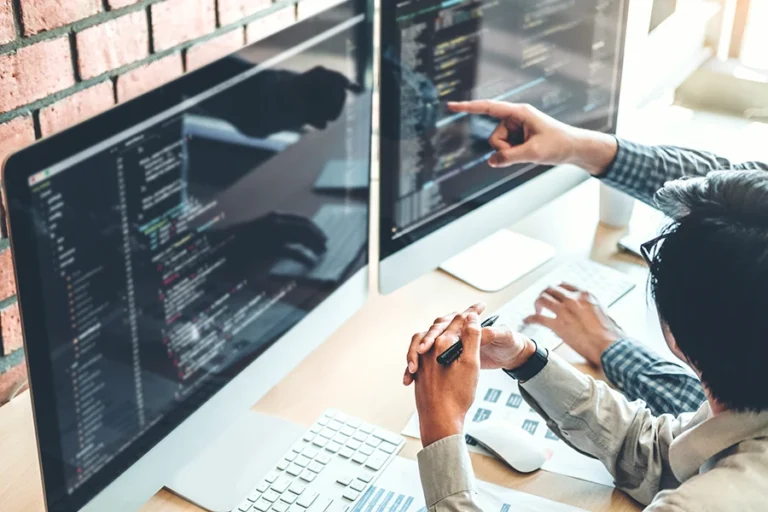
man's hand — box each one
[446,101,617,176]
[411,311,483,447]
[524,283,625,367]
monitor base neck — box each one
[166,411,304,512]
[439,230,555,293]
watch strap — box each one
[503,340,549,381]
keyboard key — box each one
[324,410,337,418]
[319,428,335,439]
[285,451,297,462]
[256,481,270,493]
[359,445,374,456]
[335,412,348,423]
[265,471,280,483]
[327,503,347,512]
[373,429,401,445]
[272,503,288,512]
[303,433,316,443]
[346,418,362,428]
[351,452,367,464]
[340,426,355,437]
[303,447,319,459]
[329,419,345,431]
[352,431,367,442]
[288,506,305,512]
[253,499,272,512]
[262,490,280,503]
[297,491,319,508]
[350,479,367,492]
[272,477,291,493]
[295,455,311,468]
[326,441,342,453]
[347,440,362,451]
[286,463,303,476]
[316,453,332,465]
[309,424,321,434]
[299,470,316,483]
[277,459,290,471]
[237,499,253,511]
[308,461,324,474]
[312,437,328,448]
[339,447,354,458]
[289,482,306,496]
[291,442,307,453]
[334,433,350,445]
[359,423,374,434]
[365,437,381,448]
[357,471,374,483]
[307,498,333,512]
[247,491,261,502]
[336,475,352,486]
[365,453,388,471]
[280,492,299,504]
[379,442,398,454]
[318,417,329,426]
[342,489,360,501]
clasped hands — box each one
[402,303,536,447]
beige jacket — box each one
[417,354,768,511]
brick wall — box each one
[0,0,334,404]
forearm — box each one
[602,339,706,416]
[587,137,768,206]
[518,354,679,505]
[417,435,483,512]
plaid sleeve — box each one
[600,138,768,206]
[601,338,706,416]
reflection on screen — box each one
[26,5,370,497]
[381,0,627,254]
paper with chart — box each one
[356,456,586,512]
[401,370,614,487]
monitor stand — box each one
[166,410,305,512]
[439,230,555,292]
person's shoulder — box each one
[650,446,768,511]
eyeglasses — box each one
[640,233,669,267]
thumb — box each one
[462,312,482,363]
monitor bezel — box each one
[2,1,373,510]
[378,0,631,292]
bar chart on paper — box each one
[350,485,422,512]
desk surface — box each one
[0,180,658,512]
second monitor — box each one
[379,0,629,293]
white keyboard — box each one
[494,260,635,351]
[233,410,405,512]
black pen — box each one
[437,315,499,366]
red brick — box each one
[218,0,271,26]
[0,302,21,355]
[186,29,243,71]
[0,248,16,302]
[108,0,141,8]
[151,0,216,52]
[19,0,100,36]
[0,116,35,168]
[76,11,149,80]
[245,5,295,44]
[297,0,343,20]
[116,54,183,102]
[0,0,14,45]
[0,358,27,405]
[39,82,114,137]
[0,37,74,113]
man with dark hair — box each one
[403,101,768,511]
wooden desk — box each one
[0,180,650,512]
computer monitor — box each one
[379,0,629,293]
[1,2,372,511]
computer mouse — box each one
[465,419,547,473]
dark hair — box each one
[650,170,768,412]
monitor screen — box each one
[5,2,371,510]
[380,0,628,259]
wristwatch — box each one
[503,340,549,381]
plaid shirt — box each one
[597,138,768,416]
